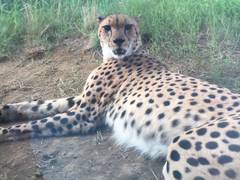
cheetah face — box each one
[98,14,142,61]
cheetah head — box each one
[98,14,142,61]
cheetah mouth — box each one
[113,48,127,56]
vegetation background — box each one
[0,0,240,91]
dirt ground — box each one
[0,38,165,180]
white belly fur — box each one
[106,111,168,159]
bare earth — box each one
[0,38,165,180]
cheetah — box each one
[0,14,240,180]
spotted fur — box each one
[1,14,240,180]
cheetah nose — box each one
[113,38,125,46]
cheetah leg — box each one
[162,115,240,180]
[0,96,81,123]
[0,109,99,140]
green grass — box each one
[0,0,240,91]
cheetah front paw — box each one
[0,105,25,123]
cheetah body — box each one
[0,14,240,180]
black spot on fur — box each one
[182,87,190,91]
[178,95,184,99]
[40,119,48,123]
[67,111,75,116]
[203,99,211,103]
[91,98,97,104]
[194,176,205,180]
[195,142,202,151]
[232,102,239,107]
[173,106,181,112]
[130,100,135,104]
[196,128,207,136]
[57,127,63,133]
[228,144,240,152]
[2,129,8,134]
[187,157,199,167]
[179,140,191,150]
[186,130,193,135]
[225,169,236,179]
[226,130,239,138]
[120,110,126,118]
[149,99,154,103]
[81,114,88,121]
[9,129,21,134]
[218,155,233,164]
[217,122,228,128]
[46,122,54,129]
[80,102,87,108]
[173,170,182,179]
[208,168,220,176]
[173,136,180,143]
[190,101,197,105]
[171,119,179,127]
[137,128,142,136]
[32,125,41,133]
[47,103,53,111]
[170,150,180,161]
[185,167,191,173]
[72,120,78,126]
[208,94,215,99]
[124,121,127,128]
[158,113,165,120]
[60,118,68,124]
[3,105,10,109]
[191,92,198,97]
[131,120,135,127]
[113,113,119,121]
[86,91,91,96]
[53,116,61,121]
[221,96,228,101]
[166,161,170,173]
[208,106,215,111]
[198,109,205,113]
[96,87,102,92]
[163,101,170,106]
[67,97,75,107]
[216,104,223,108]
[136,102,143,107]
[205,141,218,149]
[31,120,37,124]
[145,108,152,115]
[66,124,73,129]
[210,131,220,138]
[145,121,151,126]
[183,126,192,131]
[75,114,81,121]
[32,106,39,112]
[198,157,209,165]
[193,115,200,121]
[37,100,45,105]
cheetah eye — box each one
[103,25,111,32]
[125,24,133,32]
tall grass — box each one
[0,0,240,90]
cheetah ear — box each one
[97,15,105,23]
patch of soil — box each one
[0,37,164,180]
